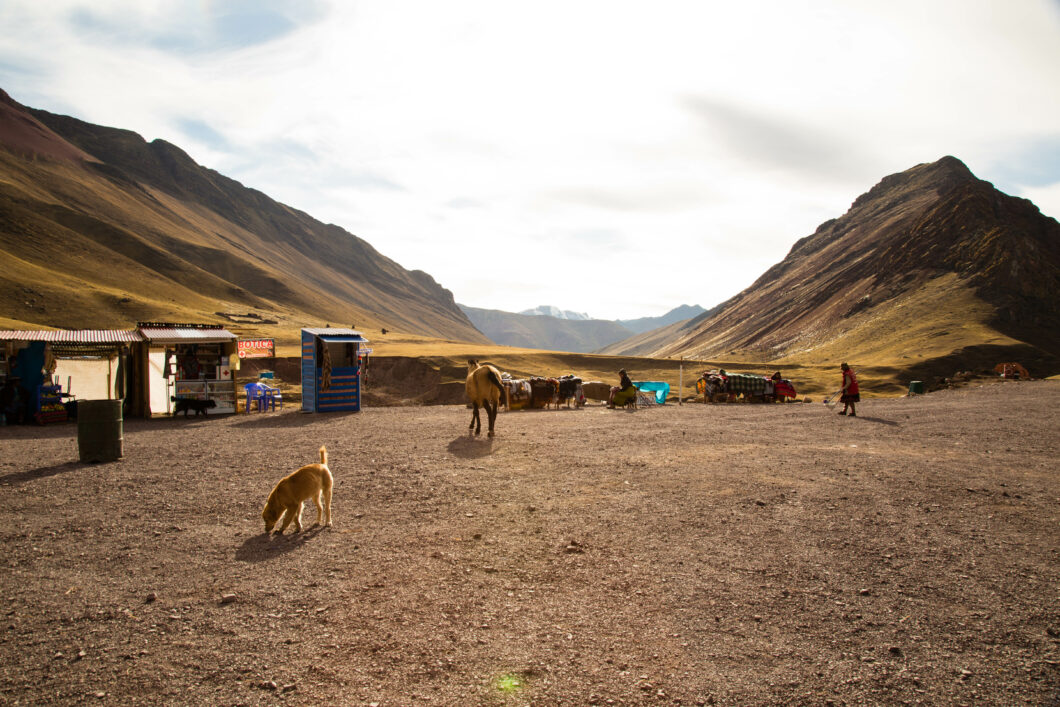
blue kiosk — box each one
[300,328,369,413]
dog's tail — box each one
[319,445,328,467]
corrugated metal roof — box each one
[0,330,143,343]
[138,326,236,342]
[302,327,367,338]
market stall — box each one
[300,328,369,413]
[135,323,238,417]
[1,329,142,423]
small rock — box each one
[282,683,296,693]
[219,593,237,605]
[53,651,64,660]
[754,500,766,506]
[263,680,278,691]
[858,588,871,596]
[144,592,157,604]
[94,692,106,699]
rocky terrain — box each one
[1,380,1057,705]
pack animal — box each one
[529,377,559,409]
[262,445,333,534]
[556,376,583,408]
[465,360,506,437]
[171,395,217,417]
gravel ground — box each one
[0,380,1058,706]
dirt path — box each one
[1,381,1058,705]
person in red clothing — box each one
[838,362,859,416]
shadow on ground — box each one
[855,416,902,427]
[0,460,119,486]
[447,435,496,459]
[235,524,327,562]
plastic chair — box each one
[244,382,266,413]
[261,384,283,411]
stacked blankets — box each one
[726,373,767,395]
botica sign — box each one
[237,338,275,359]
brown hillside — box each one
[0,89,487,343]
[645,157,1060,378]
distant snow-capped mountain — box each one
[519,305,591,320]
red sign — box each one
[237,338,275,359]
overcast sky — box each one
[2,1,1059,320]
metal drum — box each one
[77,400,123,463]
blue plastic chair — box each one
[261,384,283,411]
[243,382,266,413]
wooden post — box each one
[679,364,683,406]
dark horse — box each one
[465,360,506,437]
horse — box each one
[465,360,506,437]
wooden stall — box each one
[1,329,141,423]
[300,328,369,413]
[134,323,238,417]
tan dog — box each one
[262,445,333,534]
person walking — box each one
[838,362,859,416]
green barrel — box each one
[78,400,123,463]
[908,381,924,395]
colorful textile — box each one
[632,381,669,405]
[774,380,797,398]
[842,368,859,396]
[726,373,767,395]
[612,387,637,406]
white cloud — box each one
[1,0,1059,319]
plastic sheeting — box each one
[632,381,670,405]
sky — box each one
[1,1,1059,320]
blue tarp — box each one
[632,381,670,405]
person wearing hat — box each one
[608,369,636,408]
[838,362,859,416]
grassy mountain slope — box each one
[459,304,633,353]
[617,304,707,334]
[612,157,1058,379]
[0,89,486,344]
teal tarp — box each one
[632,381,669,404]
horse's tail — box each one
[486,367,503,392]
[486,367,508,408]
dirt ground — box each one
[1,381,1058,706]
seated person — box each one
[608,369,637,408]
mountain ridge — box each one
[460,304,705,353]
[610,156,1059,377]
[0,88,486,343]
